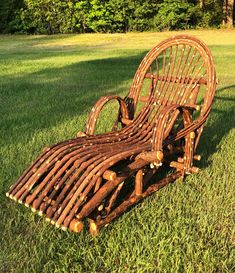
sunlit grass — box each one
[0,30,235,273]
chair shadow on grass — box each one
[196,84,235,169]
[0,52,147,147]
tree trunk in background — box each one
[223,0,234,26]
[199,0,204,9]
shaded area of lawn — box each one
[198,85,235,167]
[0,53,146,146]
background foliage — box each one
[0,0,233,34]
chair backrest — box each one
[126,35,216,123]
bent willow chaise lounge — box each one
[7,35,216,235]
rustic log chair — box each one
[7,35,216,235]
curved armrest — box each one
[135,104,197,167]
[152,104,197,153]
[85,95,130,135]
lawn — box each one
[0,30,235,273]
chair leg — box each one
[170,131,200,175]
[184,131,195,174]
[88,171,182,235]
[103,181,125,216]
[135,169,143,195]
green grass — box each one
[0,30,235,273]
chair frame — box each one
[7,35,217,235]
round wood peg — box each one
[77,131,86,138]
[98,204,104,211]
[103,170,117,181]
[12,196,17,201]
[61,226,67,231]
[38,210,43,216]
[156,150,164,161]
[8,194,13,199]
[190,132,195,139]
[191,166,200,173]
[193,154,201,161]
[69,219,84,233]
[89,221,99,236]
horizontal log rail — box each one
[145,73,207,85]
[139,96,200,111]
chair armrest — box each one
[85,95,130,135]
[152,104,197,153]
[135,104,197,167]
